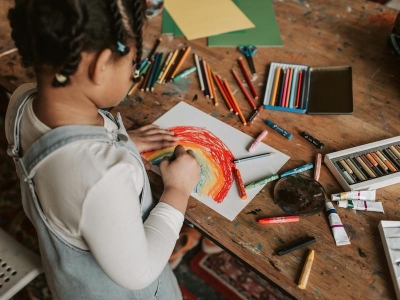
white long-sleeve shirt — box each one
[7,84,184,290]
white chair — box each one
[0,227,43,300]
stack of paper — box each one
[162,0,282,47]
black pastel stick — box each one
[277,237,316,256]
[300,131,324,149]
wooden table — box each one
[1,0,400,299]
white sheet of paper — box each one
[151,102,290,220]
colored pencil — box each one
[157,51,173,83]
[224,80,246,125]
[200,60,210,98]
[171,47,191,79]
[300,69,308,109]
[238,57,258,99]
[194,54,205,91]
[234,167,247,200]
[281,69,290,107]
[231,69,256,110]
[278,69,287,106]
[270,66,282,106]
[202,60,212,98]
[151,52,164,91]
[165,49,184,82]
[208,66,218,106]
[140,60,153,91]
[285,68,293,108]
[233,152,274,164]
[159,50,178,83]
[289,68,299,108]
[214,74,233,112]
[146,53,160,91]
[295,70,303,108]
[147,37,161,60]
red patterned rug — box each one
[190,250,292,300]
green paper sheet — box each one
[161,9,183,36]
[208,0,282,47]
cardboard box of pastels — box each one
[262,62,353,114]
[324,136,400,191]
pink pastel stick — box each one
[281,69,290,107]
[248,130,268,152]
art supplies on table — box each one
[142,102,290,221]
[331,190,376,201]
[379,220,400,300]
[264,120,293,139]
[314,153,322,181]
[233,152,273,164]
[257,216,299,224]
[326,202,351,246]
[280,163,313,178]
[263,63,353,114]
[301,131,324,149]
[248,130,268,152]
[324,136,400,191]
[298,249,315,290]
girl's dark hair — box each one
[8,0,146,87]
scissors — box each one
[238,45,257,75]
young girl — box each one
[5,0,200,299]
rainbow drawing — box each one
[141,126,235,203]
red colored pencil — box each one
[295,70,303,108]
[216,75,237,114]
[238,57,258,99]
[231,69,257,110]
[281,68,290,107]
[257,216,299,224]
[285,68,293,108]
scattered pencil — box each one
[157,51,173,83]
[194,54,205,91]
[171,47,191,79]
[208,66,219,106]
[247,105,263,125]
[203,60,212,98]
[147,37,161,60]
[224,80,247,125]
[231,69,256,110]
[238,57,258,99]
[213,73,233,111]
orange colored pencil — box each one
[238,57,258,99]
[159,50,178,83]
[213,74,233,112]
[270,66,282,106]
[171,46,191,78]
[208,66,219,106]
[224,80,247,125]
[231,69,256,110]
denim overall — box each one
[6,86,182,300]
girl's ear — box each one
[90,48,113,85]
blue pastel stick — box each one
[289,68,299,108]
[280,163,314,178]
[264,120,293,139]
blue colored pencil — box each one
[146,53,160,92]
[151,52,164,91]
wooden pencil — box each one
[140,60,153,91]
[213,73,233,111]
[171,47,191,79]
[159,50,178,83]
[217,75,236,114]
[151,52,164,91]
[147,37,161,60]
[165,49,184,82]
[231,69,256,110]
[203,60,212,99]
[146,53,160,91]
[194,54,205,91]
[270,66,282,106]
[208,65,218,106]
[238,57,258,99]
[295,70,303,108]
[200,59,210,97]
[128,77,143,96]
[224,80,246,125]
[285,68,293,108]
[157,51,173,83]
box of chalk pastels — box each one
[324,136,400,191]
[262,62,353,114]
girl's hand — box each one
[159,145,201,213]
[128,124,180,153]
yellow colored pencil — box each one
[159,49,178,83]
[270,66,282,106]
[224,80,246,125]
[171,47,191,79]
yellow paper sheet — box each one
[164,0,255,40]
